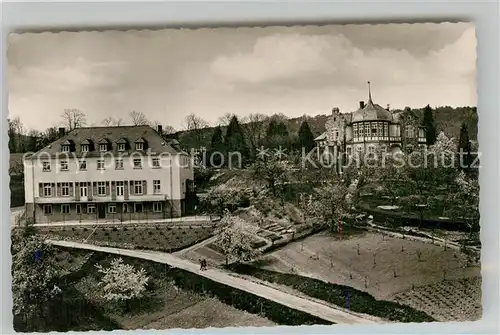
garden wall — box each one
[359,202,477,232]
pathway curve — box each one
[47,239,379,325]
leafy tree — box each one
[251,154,290,197]
[215,211,261,265]
[457,122,473,169]
[11,227,61,326]
[422,104,437,145]
[265,119,290,149]
[95,258,148,310]
[297,120,315,152]
[224,115,250,161]
[209,126,225,166]
[393,132,457,227]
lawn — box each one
[249,228,481,322]
[40,225,215,253]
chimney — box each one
[359,101,365,109]
[58,127,65,136]
[157,125,163,134]
[386,104,390,111]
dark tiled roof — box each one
[343,112,352,123]
[351,99,393,123]
[30,125,182,158]
[314,132,327,141]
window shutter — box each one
[51,183,55,197]
[93,182,97,195]
[75,182,80,201]
[56,183,61,197]
[69,183,74,197]
[106,181,110,196]
[130,180,134,195]
[39,183,43,197]
[143,180,147,195]
[111,181,116,199]
[124,181,129,200]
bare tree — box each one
[217,113,235,126]
[149,120,162,130]
[162,125,176,135]
[61,108,87,130]
[243,113,268,151]
[101,116,124,126]
[184,113,209,131]
[102,117,114,126]
[184,113,209,143]
[130,111,149,126]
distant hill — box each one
[171,106,477,151]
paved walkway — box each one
[28,216,216,227]
[47,239,377,325]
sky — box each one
[8,22,476,132]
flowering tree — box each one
[215,211,261,265]
[306,180,351,232]
[202,184,251,216]
[389,133,458,227]
[95,258,148,309]
[11,229,61,325]
[448,170,480,239]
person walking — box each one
[201,258,207,271]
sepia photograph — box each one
[7,21,479,332]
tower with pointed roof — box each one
[314,82,427,171]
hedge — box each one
[226,263,435,323]
[56,248,332,326]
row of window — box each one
[62,141,144,153]
[40,180,162,197]
[353,122,390,138]
[43,202,163,215]
[42,157,161,172]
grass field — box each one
[41,225,215,253]
[52,249,274,331]
[254,228,481,321]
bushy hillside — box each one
[170,106,477,151]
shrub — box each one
[95,258,149,308]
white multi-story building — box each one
[23,125,194,223]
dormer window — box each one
[81,139,92,153]
[61,139,73,153]
[134,137,146,151]
[116,138,128,152]
[98,138,110,152]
